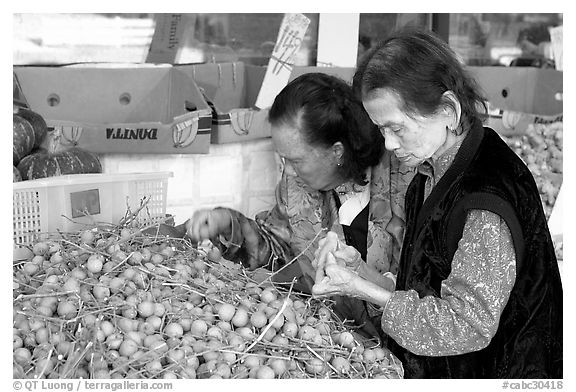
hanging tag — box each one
[146,14,196,64]
[255,13,310,109]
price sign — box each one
[255,13,310,109]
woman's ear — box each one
[332,141,345,163]
[442,90,462,130]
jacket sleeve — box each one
[380,209,517,356]
[214,172,326,272]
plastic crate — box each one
[13,172,172,247]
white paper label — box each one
[255,13,310,109]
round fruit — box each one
[190,319,208,336]
[268,358,288,376]
[13,114,35,165]
[80,230,95,244]
[14,347,32,365]
[62,277,80,293]
[57,301,78,319]
[22,262,39,275]
[260,288,277,304]
[362,348,377,363]
[270,313,285,329]
[298,325,318,341]
[93,285,110,300]
[32,241,50,256]
[164,323,184,338]
[262,327,277,342]
[13,166,22,182]
[86,254,104,273]
[243,354,262,369]
[331,356,351,374]
[137,301,155,318]
[305,358,326,374]
[373,347,387,360]
[231,308,249,327]
[255,365,275,379]
[217,303,236,322]
[281,322,298,338]
[250,311,268,329]
[151,253,164,265]
[118,339,138,357]
[18,145,102,181]
[338,331,355,348]
[17,108,47,149]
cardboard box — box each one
[179,62,359,144]
[485,108,563,137]
[13,64,212,154]
[13,72,29,109]
[178,62,271,144]
[176,63,356,145]
[468,66,563,116]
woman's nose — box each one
[384,132,400,151]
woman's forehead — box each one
[271,123,309,156]
[363,91,406,121]
[273,124,333,162]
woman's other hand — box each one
[313,252,393,308]
[185,209,232,243]
[313,231,362,272]
[312,252,360,298]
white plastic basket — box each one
[13,172,173,246]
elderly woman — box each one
[182,72,412,339]
[312,29,563,378]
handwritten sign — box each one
[549,25,563,71]
[255,13,310,109]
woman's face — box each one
[271,122,342,191]
[363,88,451,168]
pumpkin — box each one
[17,147,102,180]
[17,108,48,149]
[13,114,35,165]
[13,166,22,182]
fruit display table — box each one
[13,224,403,379]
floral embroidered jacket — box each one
[214,150,413,281]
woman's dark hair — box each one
[268,72,383,185]
[353,28,487,134]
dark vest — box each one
[390,126,563,378]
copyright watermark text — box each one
[13,380,173,392]
[502,380,563,390]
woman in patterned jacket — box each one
[312,29,562,378]
[183,72,413,339]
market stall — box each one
[13,13,563,381]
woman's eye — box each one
[380,126,401,134]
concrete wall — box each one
[100,139,280,225]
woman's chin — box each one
[397,156,419,167]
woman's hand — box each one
[185,209,232,243]
[312,253,360,298]
[313,231,363,273]
[312,232,394,308]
